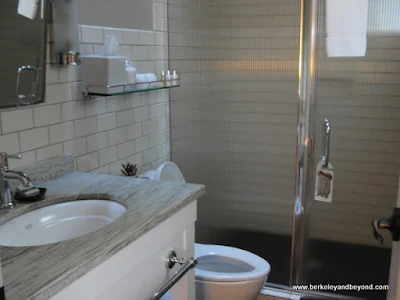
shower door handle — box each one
[372,208,400,245]
[322,119,331,168]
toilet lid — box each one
[155,162,185,183]
[195,243,271,282]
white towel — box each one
[18,0,39,20]
[326,0,368,57]
[136,73,157,89]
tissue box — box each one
[81,55,125,95]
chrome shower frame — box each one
[290,0,319,286]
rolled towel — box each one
[326,0,368,57]
[136,73,158,89]
[18,0,39,20]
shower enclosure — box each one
[167,1,400,299]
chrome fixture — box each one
[372,208,400,245]
[322,119,331,168]
[290,0,319,286]
[148,251,197,300]
[0,152,33,209]
[49,0,80,66]
[16,65,40,101]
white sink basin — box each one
[0,200,127,247]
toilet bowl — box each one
[142,162,271,300]
[195,243,270,300]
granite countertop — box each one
[0,172,205,300]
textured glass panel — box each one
[368,0,400,34]
[168,0,300,285]
[307,1,400,299]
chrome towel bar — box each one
[148,251,197,300]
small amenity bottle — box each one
[160,70,166,86]
[166,70,172,86]
[172,70,179,86]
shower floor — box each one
[197,228,390,300]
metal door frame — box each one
[290,0,319,287]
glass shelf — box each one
[83,79,180,100]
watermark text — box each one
[291,284,389,292]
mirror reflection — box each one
[0,0,47,108]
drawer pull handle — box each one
[148,251,197,300]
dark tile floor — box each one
[197,227,391,300]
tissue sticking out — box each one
[102,35,120,56]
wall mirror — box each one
[0,0,47,108]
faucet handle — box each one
[0,152,21,171]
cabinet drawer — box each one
[99,224,195,300]
[51,201,197,300]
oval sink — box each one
[0,200,126,247]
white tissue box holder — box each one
[81,55,126,94]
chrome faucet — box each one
[0,152,33,209]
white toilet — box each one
[142,162,271,300]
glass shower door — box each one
[168,0,301,286]
[305,1,400,299]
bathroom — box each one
[0,0,399,299]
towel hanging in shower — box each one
[326,0,368,57]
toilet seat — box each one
[195,243,271,283]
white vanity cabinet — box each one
[51,201,197,300]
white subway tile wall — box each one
[1,108,34,134]
[0,134,19,154]
[0,0,170,173]
[33,104,62,127]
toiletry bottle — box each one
[161,70,166,86]
[166,70,172,86]
[172,70,179,86]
